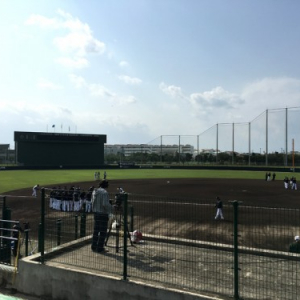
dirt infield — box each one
[2,177,300,300]
[3,177,299,230]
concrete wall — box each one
[0,255,224,300]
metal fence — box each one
[35,188,300,300]
[0,197,34,267]
[148,106,300,165]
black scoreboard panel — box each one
[14,131,106,167]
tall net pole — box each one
[216,124,219,163]
[248,122,251,166]
[285,108,288,166]
[265,109,268,166]
[292,138,295,171]
[232,123,235,164]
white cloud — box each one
[241,77,300,109]
[25,14,60,28]
[68,74,137,105]
[37,78,62,90]
[118,75,142,85]
[117,95,137,105]
[88,84,115,98]
[159,82,244,119]
[119,61,129,67]
[53,32,105,57]
[55,57,89,69]
[190,86,244,110]
[25,10,105,69]
[69,74,87,88]
[159,82,185,99]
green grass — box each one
[0,168,295,194]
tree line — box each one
[104,151,300,166]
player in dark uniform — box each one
[215,197,224,220]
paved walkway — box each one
[0,289,46,300]
[42,235,300,300]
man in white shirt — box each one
[91,180,112,253]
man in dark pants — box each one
[215,196,224,220]
[91,180,112,253]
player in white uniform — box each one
[32,184,39,197]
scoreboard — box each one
[14,131,106,167]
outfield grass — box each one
[0,168,294,194]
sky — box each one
[1,1,300,151]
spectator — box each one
[289,236,300,253]
[91,180,112,253]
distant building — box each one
[201,149,218,155]
[105,144,194,157]
[0,144,15,164]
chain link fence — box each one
[27,188,300,300]
[146,107,300,166]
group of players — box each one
[284,176,297,190]
[48,171,108,212]
[49,185,95,212]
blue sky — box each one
[1,1,300,151]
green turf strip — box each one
[0,169,295,194]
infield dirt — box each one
[4,177,300,234]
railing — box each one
[27,189,300,299]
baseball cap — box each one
[99,180,109,188]
[295,236,299,241]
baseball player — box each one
[284,177,289,189]
[215,196,224,220]
[32,184,39,197]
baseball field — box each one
[1,168,300,300]
[1,168,299,250]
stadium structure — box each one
[14,131,106,168]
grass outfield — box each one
[0,168,295,194]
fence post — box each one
[123,193,128,281]
[24,229,29,256]
[56,219,62,246]
[80,212,86,237]
[129,205,134,233]
[38,223,42,252]
[75,215,78,240]
[40,188,45,264]
[232,200,240,300]
[2,196,6,219]
[2,205,11,263]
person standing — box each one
[32,184,39,197]
[284,177,289,189]
[215,196,224,220]
[292,177,297,190]
[91,180,112,253]
[85,190,92,213]
[289,236,300,253]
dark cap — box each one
[99,180,109,188]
